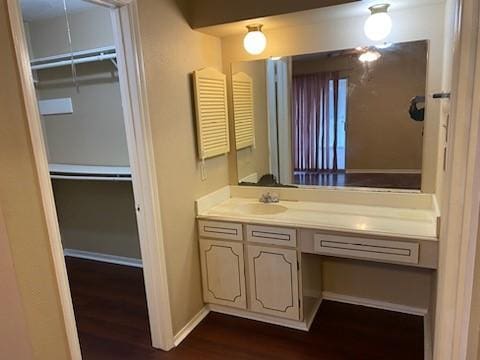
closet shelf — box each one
[49,164,131,181]
[30,46,117,71]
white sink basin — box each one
[239,203,288,215]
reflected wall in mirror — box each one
[230,40,427,190]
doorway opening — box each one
[10,0,174,356]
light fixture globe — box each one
[243,24,267,55]
[364,4,392,41]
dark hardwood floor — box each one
[293,171,422,190]
[65,257,424,360]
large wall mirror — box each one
[230,40,428,190]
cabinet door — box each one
[199,239,246,309]
[247,245,300,320]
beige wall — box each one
[322,258,434,309]
[221,2,446,193]
[0,207,34,359]
[231,60,270,182]
[292,41,426,170]
[0,1,70,357]
[53,180,141,259]
[137,0,230,334]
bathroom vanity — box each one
[196,186,439,330]
[194,31,441,335]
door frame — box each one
[6,0,175,358]
[434,0,480,358]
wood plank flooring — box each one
[65,257,424,360]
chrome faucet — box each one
[259,192,279,203]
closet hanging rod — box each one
[49,164,131,182]
[30,46,117,71]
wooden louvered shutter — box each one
[232,72,255,150]
[193,67,230,160]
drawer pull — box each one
[251,230,291,241]
[247,225,296,247]
[320,240,412,257]
[204,226,238,236]
[199,220,243,241]
[314,234,419,264]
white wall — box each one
[27,7,114,58]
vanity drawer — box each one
[313,234,419,265]
[198,220,243,241]
[246,224,296,247]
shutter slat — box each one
[193,68,230,159]
[232,72,255,150]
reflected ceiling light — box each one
[270,56,282,60]
[364,4,392,41]
[358,49,382,62]
[243,24,267,55]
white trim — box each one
[322,291,428,316]
[173,306,210,346]
[345,169,422,174]
[112,2,174,350]
[63,249,143,268]
[434,0,480,358]
[49,164,132,181]
[30,47,117,71]
[30,46,116,64]
[49,164,131,175]
[7,1,82,358]
[51,175,132,181]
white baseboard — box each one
[346,169,421,174]
[322,291,428,316]
[63,249,143,268]
[173,306,210,346]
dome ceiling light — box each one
[364,4,392,41]
[243,24,267,55]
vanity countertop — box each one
[197,197,438,241]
